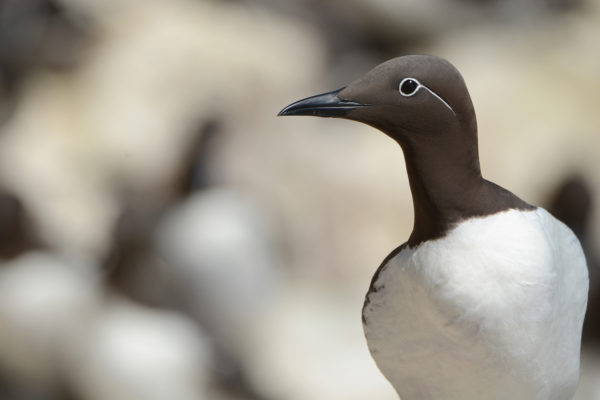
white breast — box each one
[363,208,588,400]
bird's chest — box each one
[361,211,562,399]
[362,244,509,374]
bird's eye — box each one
[399,78,420,96]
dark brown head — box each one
[279,55,536,245]
[278,55,478,160]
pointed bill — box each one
[278,88,369,118]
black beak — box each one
[278,87,368,117]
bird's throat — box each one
[398,138,484,247]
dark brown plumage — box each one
[279,55,532,247]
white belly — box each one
[363,208,588,400]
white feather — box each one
[363,208,588,400]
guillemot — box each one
[278,55,588,400]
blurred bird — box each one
[104,119,277,400]
[0,187,43,260]
[0,251,99,400]
[545,174,599,345]
[279,55,588,400]
[65,298,211,400]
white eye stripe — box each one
[398,77,456,116]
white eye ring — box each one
[399,77,421,97]
[398,77,456,116]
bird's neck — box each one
[397,133,485,247]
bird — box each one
[545,174,599,345]
[278,55,589,400]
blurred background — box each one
[0,0,598,399]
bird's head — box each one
[278,55,476,146]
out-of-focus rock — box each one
[252,0,587,85]
[0,0,94,118]
[0,0,323,260]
